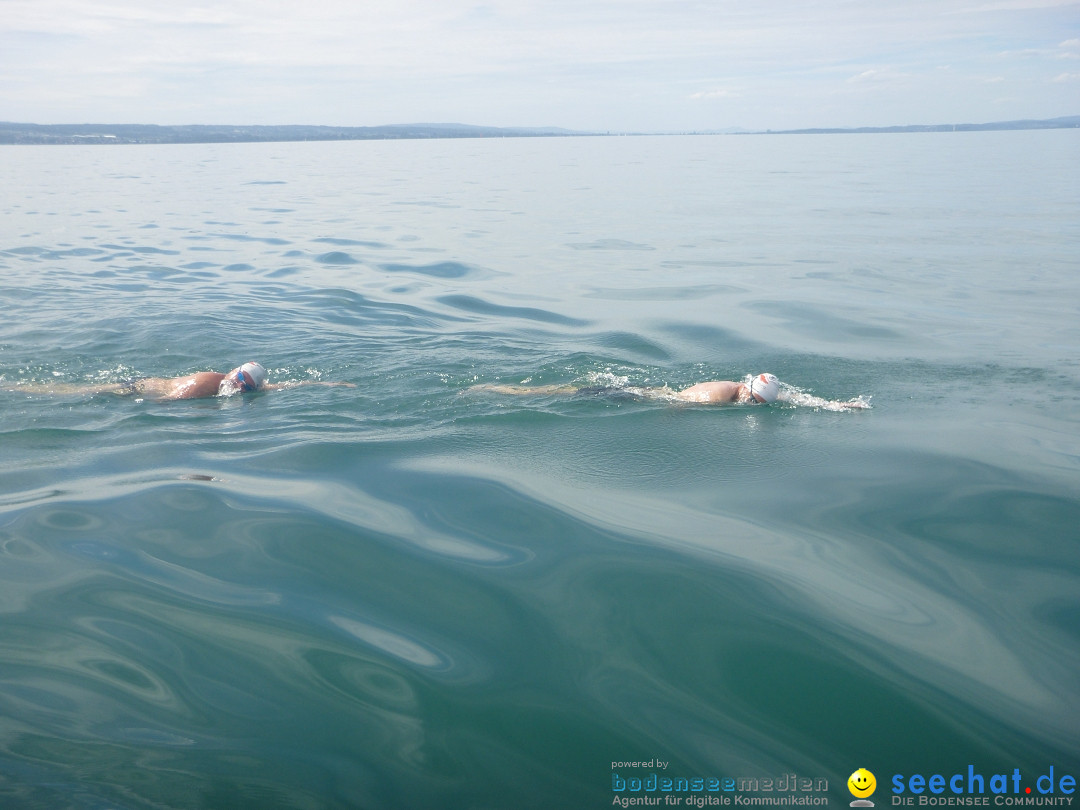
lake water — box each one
[1,131,1078,809]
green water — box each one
[1,132,1078,809]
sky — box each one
[1,0,1078,132]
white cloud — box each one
[1,0,1077,131]
[1051,72,1080,82]
[847,68,910,83]
[690,89,741,100]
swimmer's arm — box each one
[1,382,157,397]
[469,382,683,399]
[1,381,123,395]
[263,381,356,391]
[468,382,581,395]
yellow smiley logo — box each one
[848,768,877,798]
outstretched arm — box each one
[3,377,180,398]
[468,382,581,396]
[471,380,746,404]
[2,381,122,396]
[264,380,356,391]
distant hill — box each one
[0,121,590,145]
[1,117,1076,144]
[764,115,1080,135]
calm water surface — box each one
[1,132,1078,809]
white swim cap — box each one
[236,362,267,392]
[748,372,780,403]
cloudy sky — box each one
[1,0,1077,132]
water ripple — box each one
[329,616,448,669]
[315,251,360,265]
[380,260,484,279]
[436,294,590,327]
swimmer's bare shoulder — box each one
[98,372,227,400]
[673,381,744,404]
[161,372,228,400]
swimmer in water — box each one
[473,372,870,410]
[5,362,354,401]
[669,372,782,404]
[474,372,782,404]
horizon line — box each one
[2,115,1077,145]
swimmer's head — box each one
[234,362,267,392]
[747,372,780,403]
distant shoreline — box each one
[0,122,590,146]
[756,115,1080,135]
[1,116,1077,145]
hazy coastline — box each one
[3,115,1077,145]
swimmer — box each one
[474,372,783,404]
[473,372,871,410]
[5,362,354,401]
[671,372,782,404]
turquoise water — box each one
[1,132,1079,809]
